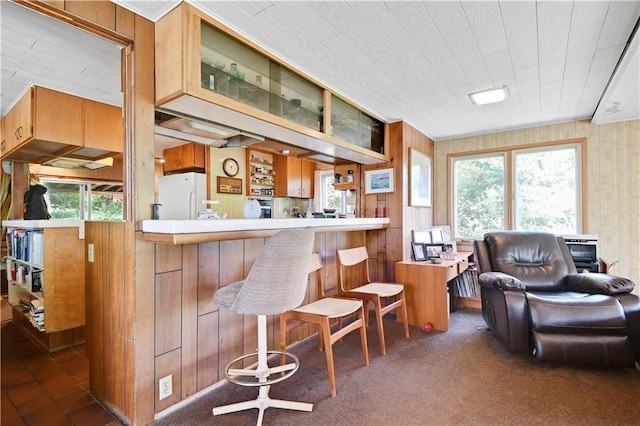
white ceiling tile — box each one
[570,1,609,29]
[581,44,625,103]
[462,1,508,55]
[499,0,538,71]
[540,79,563,122]
[562,24,601,95]
[537,1,573,84]
[444,26,492,91]
[392,3,468,86]
[424,1,469,36]
[274,2,339,42]
[308,2,390,60]
[484,49,517,92]
[597,0,640,48]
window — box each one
[41,179,123,221]
[315,170,344,212]
[451,142,582,239]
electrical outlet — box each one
[159,375,172,400]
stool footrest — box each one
[224,350,300,387]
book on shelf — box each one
[455,269,480,299]
[5,228,44,265]
[30,299,44,314]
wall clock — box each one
[223,158,239,177]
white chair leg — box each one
[212,315,313,425]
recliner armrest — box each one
[478,272,525,291]
[565,273,635,295]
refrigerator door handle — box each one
[189,191,196,219]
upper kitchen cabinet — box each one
[200,24,324,133]
[275,155,315,198]
[154,3,388,166]
[0,85,123,164]
[163,142,206,174]
[331,96,384,155]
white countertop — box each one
[2,220,85,239]
[142,217,389,234]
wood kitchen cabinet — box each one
[154,2,388,166]
[84,100,123,153]
[163,142,206,173]
[1,85,123,163]
[275,156,315,198]
[1,86,83,163]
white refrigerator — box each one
[158,172,206,220]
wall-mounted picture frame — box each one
[365,167,395,194]
[409,148,432,207]
[412,242,428,261]
[424,243,446,259]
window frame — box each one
[314,169,345,213]
[40,178,124,221]
[449,138,586,239]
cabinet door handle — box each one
[1,140,5,152]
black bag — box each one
[23,184,51,220]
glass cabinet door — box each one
[201,22,323,132]
[201,23,271,112]
[331,95,384,154]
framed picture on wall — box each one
[409,148,432,207]
[365,167,395,194]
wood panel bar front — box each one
[143,226,382,417]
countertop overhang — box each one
[142,217,389,244]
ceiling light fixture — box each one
[469,86,509,105]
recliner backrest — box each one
[484,231,573,291]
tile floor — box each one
[1,313,124,425]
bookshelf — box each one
[454,241,481,309]
[4,221,86,352]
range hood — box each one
[43,156,114,170]
[155,110,264,148]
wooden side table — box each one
[395,252,473,331]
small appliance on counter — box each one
[198,200,227,220]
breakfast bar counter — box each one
[141,217,389,244]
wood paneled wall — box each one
[366,122,435,281]
[85,221,136,421]
[433,119,640,292]
[150,230,367,415]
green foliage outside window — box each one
[454,155,505,239]
[453,144,580,239]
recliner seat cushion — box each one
[527,292,635,367]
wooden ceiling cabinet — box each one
[1,85,123,164]
[275,155,315,198]
[163,142,206,174]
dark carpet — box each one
[153,308,640,425]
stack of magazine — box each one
[455,269,480,299]
[29,299,45,331]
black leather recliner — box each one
[474,231,640,368]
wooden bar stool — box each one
[280,253,369,396]
[337,246,409,355]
